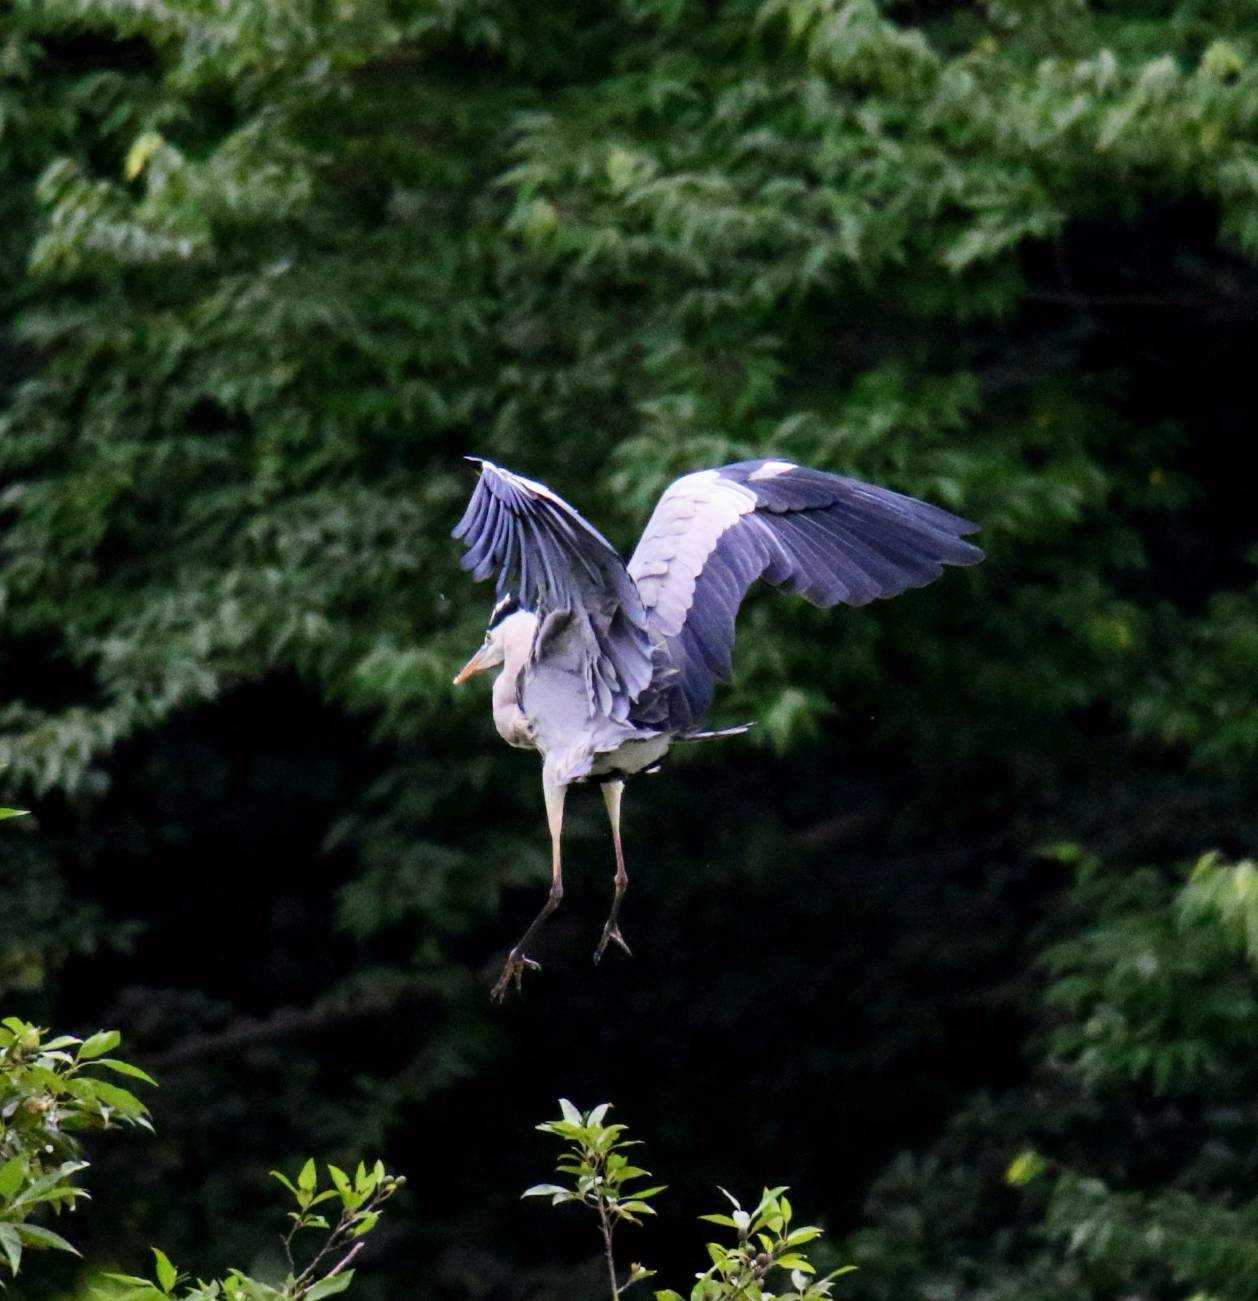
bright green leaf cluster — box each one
[670,1186,854,1301]
[0,1019,153,1280]
[526,1099,667,1227]
[96,1158,403,1301]
[527,1100,850,1300]
[525,1100,665,1297]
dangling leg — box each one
[594,779,633,964]
[491,775,567,1003]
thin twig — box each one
[292,1210,355,1291]
[281,1219,299,1278]
[321,1241,365,1284]
[596,1197,621,1301]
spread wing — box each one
[452,458,653,721]
[627,460,984,727]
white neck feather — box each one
[490,611,538,747]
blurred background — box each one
[4,0,1258,1296]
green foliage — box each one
[2,0,1254,823]
[527,1101,850,1299]
[0,1014,399,1299]
[846,848,1258,1300]
[670,1186,855,1301]
[525,1100,666,1298]
[0,1019,152,1281]
[1045,849,1258,1095]
[96,1158,403,1301]
[4,0,1258,1293]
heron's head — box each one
[453,599,533,685]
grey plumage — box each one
[452,455,983,999]
[456,456,982,746]
[453,459,653,729]
[626,460,983,726]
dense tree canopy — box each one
[3,0,1258,1295]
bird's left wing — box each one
[452,459,653,719]
[628,460,984,727]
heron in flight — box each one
[452,458,983,1001]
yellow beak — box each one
[453,646,491,685]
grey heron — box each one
[452,458,983,1001]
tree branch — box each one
[145,976,435,1070]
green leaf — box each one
[0,1158,26,1204]
[78,1030,122,1061]
[99,1283,166,1301]
[0,1224,20,1276]
[306,1272,354,1299]
[558,1098,582,1126]
[90,1058,159,1087]
[297,1159,317,1192]
[10,1160,88,1210]
[152,1246,178,1293]
[0,809,28,821]
[784,1226,823,1246]
[91,1079,150,1118]
[124,132,165,182]
[1006,1150,1046,1187]
[350,1211,379,1237]
[774,1253,812,1271]
[14,1222,79,1254]
[42,1036,81,1051]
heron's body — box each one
[452,457,985,1000]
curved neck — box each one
[493,611,538,704]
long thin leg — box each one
[594,779,633,964]
[491,775,566,1002]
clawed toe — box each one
[490,950,541,1003]
[593,924,633,965]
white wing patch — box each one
[628,470,756,638]
[748,460,796,480]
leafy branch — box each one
[524,1100,664,1298]
[98,1160,404,1301]
[0,1019,154,1281]
[525,1100,853,1301]
[662,1186,855,1301]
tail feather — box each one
[675,722,754,742]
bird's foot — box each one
[593,923,633,965]
[490,948,541,1003]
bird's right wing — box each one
[452,459,653,720]
[627,460,984,726]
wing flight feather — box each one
[452,459,653,720]
[627,460,983,726]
